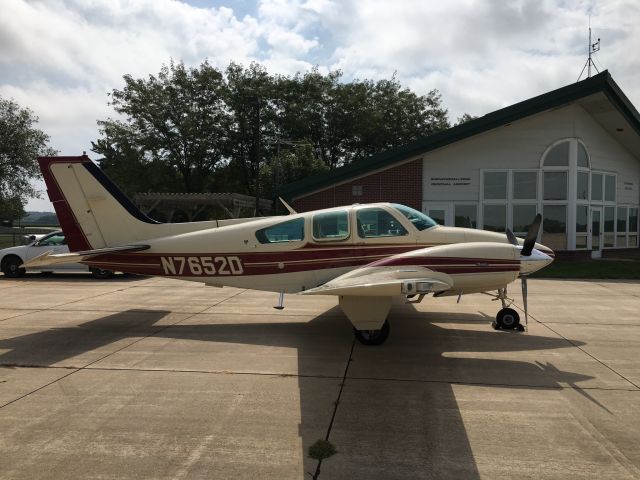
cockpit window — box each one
[392,204,438,231]
[356,208,408,238]
[313,210,350,241]
[255,218,305,244]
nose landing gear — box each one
[489,287,525,331]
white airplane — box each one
[24,155,554,345]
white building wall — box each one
[421,103,640,251]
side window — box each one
[312,210,349,241]
[38,234,65,246]
[255,218,305,244]
[356,208,408,238]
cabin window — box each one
[312,210,350,241]
[356,208,408,238]
[255,218,305,244]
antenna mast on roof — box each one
[577,17,601,82]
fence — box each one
[0,227,59,249]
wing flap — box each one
[21,245,149,268]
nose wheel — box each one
[493,307,523,331]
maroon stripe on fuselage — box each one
[38,156,93,252]
[85,246,521,278]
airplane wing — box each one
[301,266,453,297]
[21,245,150,268]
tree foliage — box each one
[93,61,451,201]
[0,97,56,221]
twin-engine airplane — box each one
[25,156,554,345]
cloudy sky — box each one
[1,0,638,211]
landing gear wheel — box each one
[90,268,114,279]
[354,320,390,346]
[2,256,25,278]
[495,308,520,330]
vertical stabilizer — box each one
[39,155,160,251]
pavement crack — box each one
[311,337,356,480]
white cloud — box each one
[1,0,638,211]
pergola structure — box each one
[133,192,273,221]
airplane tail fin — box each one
[38,155,162,251]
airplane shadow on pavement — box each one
[0,304,594,479]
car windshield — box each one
[392,204,438,231]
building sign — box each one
[429,176,472,187]
[624,181,634,191]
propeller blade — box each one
[505,228,518,246]
[521,214,542,256]
[521,276,528,328]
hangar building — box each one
[280,71,640,257]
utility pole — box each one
[250,96,261,215]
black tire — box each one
[496,308,520,330]
[90,267,114,279]
[2,256,26,278]
[354,320,390,346]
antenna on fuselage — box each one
[279,197,297,215]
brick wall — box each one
[292,160,423,212]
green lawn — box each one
[532,259,640,279]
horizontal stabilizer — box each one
[21,245,149,269]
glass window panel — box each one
[454,204,477,228]
[576,205,588,233]
[356,208,408,238]
[577,171,589,200]
[604,207,615,233]
[429,210,445,225]
[592,210,601,251]
[576,235,587,249]
[544,142,569,166]
[630,235,638,247]
[604,234,615,248]
[605,175,616,202]
[591,173,603,201]
[37,233,66,246]
[513,205,537,233]
[617,207,628,233]
[577,143,589,168]
[312,210,349,241]
[543,171,567,200]
[483,171,507,200]
[255,218,305,244]
[512,171,537,200]
[483,205,506,232]
[542,205,567,250]
[616,235,627,248]
[630,208,638,233]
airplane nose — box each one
[520,248,554,275]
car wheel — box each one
[90,267,114,279]
[2,256,26,278]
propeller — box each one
[505,213,543,329]
[521,213,542,256]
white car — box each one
[0,230,113,279]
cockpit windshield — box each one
[392,204,438,231]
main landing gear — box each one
[491,288,524,331]
[353,320,390,346]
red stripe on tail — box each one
[38,155,93,252]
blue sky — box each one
[1,0,638,211]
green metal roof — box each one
[279,70,640,200]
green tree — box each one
[94,60,229,193]
[93,61,452,205]
[0,97,56,222]
[456,113,478,125]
